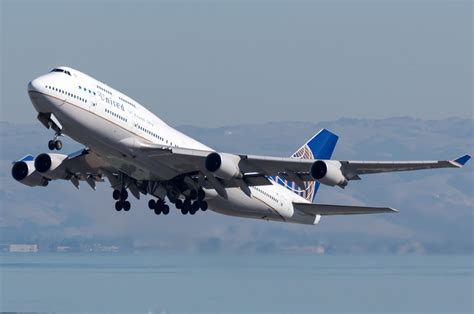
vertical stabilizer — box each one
[272,129,338,202]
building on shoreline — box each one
[8,244,39,253]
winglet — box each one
[453,155,471,167]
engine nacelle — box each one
[11,160,48,187]
[204,152,242,180]
[34,153,68,179]
[310,160,348,187]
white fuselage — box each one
[27,67,318,225]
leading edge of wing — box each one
[293,202,398,216]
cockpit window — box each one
[50,68,71,76]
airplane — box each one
[11,66,471,225]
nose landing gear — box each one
[48,132,63,151]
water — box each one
[1,253,472,313]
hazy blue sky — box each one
[1,1,472,127]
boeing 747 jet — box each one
[12,67,471,225]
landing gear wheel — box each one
[48,140,55,151]
[189,208,196,215]
[197,188,205,201]
[115,201,123,211]
[154,207,162,215]
[123,201,131,211]
[54,140,63,150]
[175,199,183,209]
[113,190,121,200]
[148,199,156,210]
[120,189,128,200]
[162,205,170,215]
[181,208,188,215]
[191,201,200,212]
[183,199,191,210]
[200,201,208,211]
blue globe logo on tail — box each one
[271,129,339,203]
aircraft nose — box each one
[28,77,44,93]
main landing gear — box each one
[148,198,170,215]
[48,132,63,151]
[113,189,131,212]
[175,198,208,215]
[174,188,208,215]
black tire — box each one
[113,190,121,200]
[200,201,208,211]
[181,208,188,215]
[115,201,122,211]
[123,201,131,211]
[120,189,128,200]
[175,199,183,209]
[189,189,198,200]
[189,208,196,215]
[162,205,170,215]
[48,140,55,151]
[148,199,156,209]
[183,199,191,210]
[154,208,162,215]
[197,188,205,201]
[191,201,200,212]
[54,140,63,150]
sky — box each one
[1,0,472,127]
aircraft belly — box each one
[207,188,284,222]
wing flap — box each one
[293,202,398,216]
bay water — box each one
[1,253,472,313]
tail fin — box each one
[273,129,339,203]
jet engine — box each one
[204,152,242,180]
[310,160,348,187]
[34,153,68,179]
[11,160,48,187]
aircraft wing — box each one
[241,154,470,180]
[293,202,397,215]
[12,149,112,190]
[138,141,470,185]
[338,155,471,179]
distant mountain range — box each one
[1,117,472,254]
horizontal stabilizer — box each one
[293,202,398,216]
